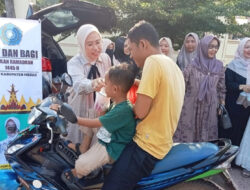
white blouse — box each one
[66,53,111,144]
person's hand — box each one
[239,84,244,90]
[218,100,225,115]
[134,79,140,87]
[218,106,223,115]
[50,104,61,111]
[92,78,105,92]
[240,85,250,93]
[245,85,250,93]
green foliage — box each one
[33,0,62,12]
[0,0,5,15]
[86,0,250,48]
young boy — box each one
[102,21,185,190]
[57,63,137,188]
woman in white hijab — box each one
[159,37,175,61]
[66,24,111,154]
[102,38,115,66]
[225,37,250,177]
[0,117,20,164]
[177,32,199,70]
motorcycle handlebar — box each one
[60,103,78,124]
[46,122,54,144]
[56,117,68,137]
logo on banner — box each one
[0,84,41,113]
[0,23,22,45]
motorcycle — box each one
[4,73,238,190]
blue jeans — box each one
[102,141,159,190]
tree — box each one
[33,0,62,12]
[0,0,5,15]
[87,0,250,48]
[4,0,15,17]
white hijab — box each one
[4,117,20,137]
[227,38,250,107]
[76,24,101,63]
[227,38,250,83]
[159,37,175,60]
[102,38,112,53]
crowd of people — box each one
[56,19,250,189]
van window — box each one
[45,9,79,28]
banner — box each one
[0,18,42,165]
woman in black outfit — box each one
[221,38,250,146]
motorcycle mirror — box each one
[61,73,73,87]
[60,103,77,123]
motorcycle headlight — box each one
[7,144,25,154]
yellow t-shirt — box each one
[133,55,185,159]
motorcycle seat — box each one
[151,142,219,174]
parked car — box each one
[28,0,116,96]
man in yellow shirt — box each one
[102,20,185,190]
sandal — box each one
[64,140,82,156]
[61,169,84,190]
[75,143,82,156]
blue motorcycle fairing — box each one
[137,165,213,190]
[5,134,58,190]
[137,141,237,190]
[151,142,219,174]
[10,161,58,190]
[0,169,19,190]
[7,134,41,154]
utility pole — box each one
[4,0,16,18]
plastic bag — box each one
[94,88,110,114]
[127,84,138,104]
[236,92,250,108]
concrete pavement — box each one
[229,166,250,190]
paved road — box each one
[229,167,250,190]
